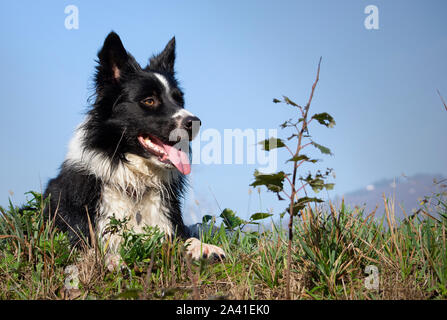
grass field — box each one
[0,187,446,300]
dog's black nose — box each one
[182,116,201,140]
[183,116,201,130]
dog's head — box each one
[86,31,199,175]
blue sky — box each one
[0,1,446,223]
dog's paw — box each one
[185,237,226,262]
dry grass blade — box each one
[85,206,97,250]
[142,249,156,299]
[383,194,402,261]
[420,209,441,223]
[184,254,199,299]
[0,235,19,239]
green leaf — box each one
[219,208,247,230]
[310,179,325,193]
[301,173,325,193]
[202,215,214,224]
[250,170,287,193]
[287,197,324,216]
[250,212,273,221]
[311,141,332,155]
[300,170,334,193]
[286,155,319,163]
[259,137,285,151]
[324,183,335,191]
[311,112,336,128]
[283,96,299,107]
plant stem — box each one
[285,57,322,300]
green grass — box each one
[0,190,446,300]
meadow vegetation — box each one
[1,62,446,300]
[0,188,446,300]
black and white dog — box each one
[43,32,225,269]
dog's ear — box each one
[147,37,176,75]
[97,31,134,82]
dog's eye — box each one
[141,97,158,107]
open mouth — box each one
[137,134,191,175]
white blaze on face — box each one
[154,73,171,95]
[154,72,190,118]
[153,72,196,121]
[172,108,194,119]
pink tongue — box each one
[162,143,191,175]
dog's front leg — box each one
[185,237,226,262]
[104,236,226,271]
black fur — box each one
[44,166,102,246]
[43,31,194,245]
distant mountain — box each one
[225,173,446,232]
[333,173,446,221]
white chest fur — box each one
[65,123,180,253]
[96,184,173,253]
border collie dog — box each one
[43,32,225,269]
